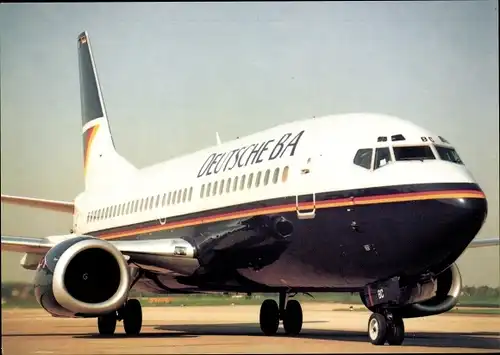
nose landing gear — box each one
[259,291,304,336]
[368,311,405,345]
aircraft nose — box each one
[447,196,487,234]
[430,194,488,270]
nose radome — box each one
[441,196,487,253]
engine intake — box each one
[399,263,462,318]
[34,236,130,317]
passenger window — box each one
[155,195,160,208]
[255,171,262,187]
[177,189,182,204]
[182,188,187,203]
[264,169,271,186]
[149,196,154,210]
[172,191,177,205]
[393,146,435,161]
[219,180,225,195]
[134,200,139,212]
[233,176,238,191]
[162,193,167,207]
[374,147,392,169]
[240,175,246,190]
[213,181,218,196]
[282,166,289,182]
[188,187,193,201]
[124,202,128,214]
[247,173,254,189]
[353,148,373,170]
[272,168,280,184]
[144,197,149,210]
[226,178,232,193]
[105,207,110,218]
[200,184,205,198]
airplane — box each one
[1,30,499,346]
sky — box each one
[1,2,498,286]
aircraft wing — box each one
[1,234,196,271]
[468,237,499,248]
[1,194,74,214]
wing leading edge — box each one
[468,237,500,248]
[1,235,197,271]
[1,194,74,214]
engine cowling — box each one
[34,236,130,317]
[398,263,463,318]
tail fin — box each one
[77,31,136,190]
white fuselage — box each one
[73,113,477,237]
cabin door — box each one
[294,156,316,220]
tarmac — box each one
[2,303,499,354]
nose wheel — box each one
[259,292,303,336]
[97,298,143,336]
[368,312,405,345]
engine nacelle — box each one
[398,263,463,318]
[34,236,130,317]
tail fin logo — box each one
[83,124,100,176]
[78,35,87,47]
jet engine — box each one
[33,236,130,318]
[398,263,462,318]
[359,263,463,318]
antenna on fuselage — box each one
[216,132,222,145]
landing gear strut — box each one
[259,291,303,336]
[97,299,143,336]
[367,311,405,345]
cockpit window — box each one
[435,145,463,164]
[374,147,392,169]
[393,146,435,161]
[353,148,373,170]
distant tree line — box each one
[1,282,499,302]
[461,285,500,298]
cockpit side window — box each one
[374,147,392,169]
[353,149,373,170]
[435,145,463,164]
[393,146,435,161]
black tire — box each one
[387,317,405,345]
[368,313,387,345]
[283,299,303,336]
[97,312,117,336]
[259,299,280,336]
[123,299,142,335]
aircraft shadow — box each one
[148,323,499,350]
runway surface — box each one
[2,303,499,354]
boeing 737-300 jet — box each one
[1,31,499,346]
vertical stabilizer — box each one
[77,31,136,190]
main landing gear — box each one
[97,299,143,336]
[367,311,405,346]
[259,292,303,336]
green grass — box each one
[450,308,500,315]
